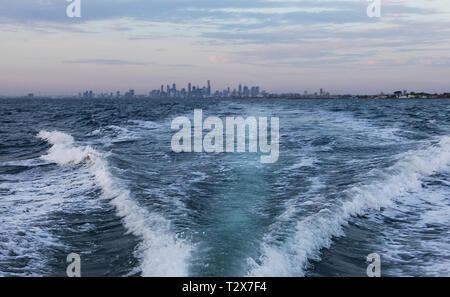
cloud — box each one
[62,59,195,68]
[208,56,230,64]
[63,59,148,65]
[1,0,450,94]
[2,1,449,48]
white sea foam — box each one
[38,130,192,276]
[323,111,403,142]
[285,109,404,143]
[86,125,140,145]
[129,120,160,130]
[38,130,102,165]
[0,131,95,276]
[248,135,450,276]
[373,170,450,276]
[0,156,99,276]
[86,121,162,146]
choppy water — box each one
[0,98,449,277]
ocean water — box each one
[0,98,449,277]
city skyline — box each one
[5,82,450,98]
[1,0,450,95]
[16,79,449,99]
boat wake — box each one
[37,130,192,276]
[248,135,450,276]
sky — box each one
[0,0,449,95]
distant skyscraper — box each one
[243,86,249,97]
[207,80,211,96]
[188,83,192,96]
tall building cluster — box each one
[148,81,264,98]
[149,81,212,98]
[75,83,337,99]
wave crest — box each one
[38,130,192,276]
[249,135,450,276]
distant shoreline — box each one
[2,95,450,100]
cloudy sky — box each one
[1,0,449,95]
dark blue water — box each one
[0,98,449,276]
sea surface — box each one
[0,98,449,277]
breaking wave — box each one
[37,130,192,276]
[248,135,450,276]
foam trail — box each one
[248,136,450,276]
[38,130,192,276]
